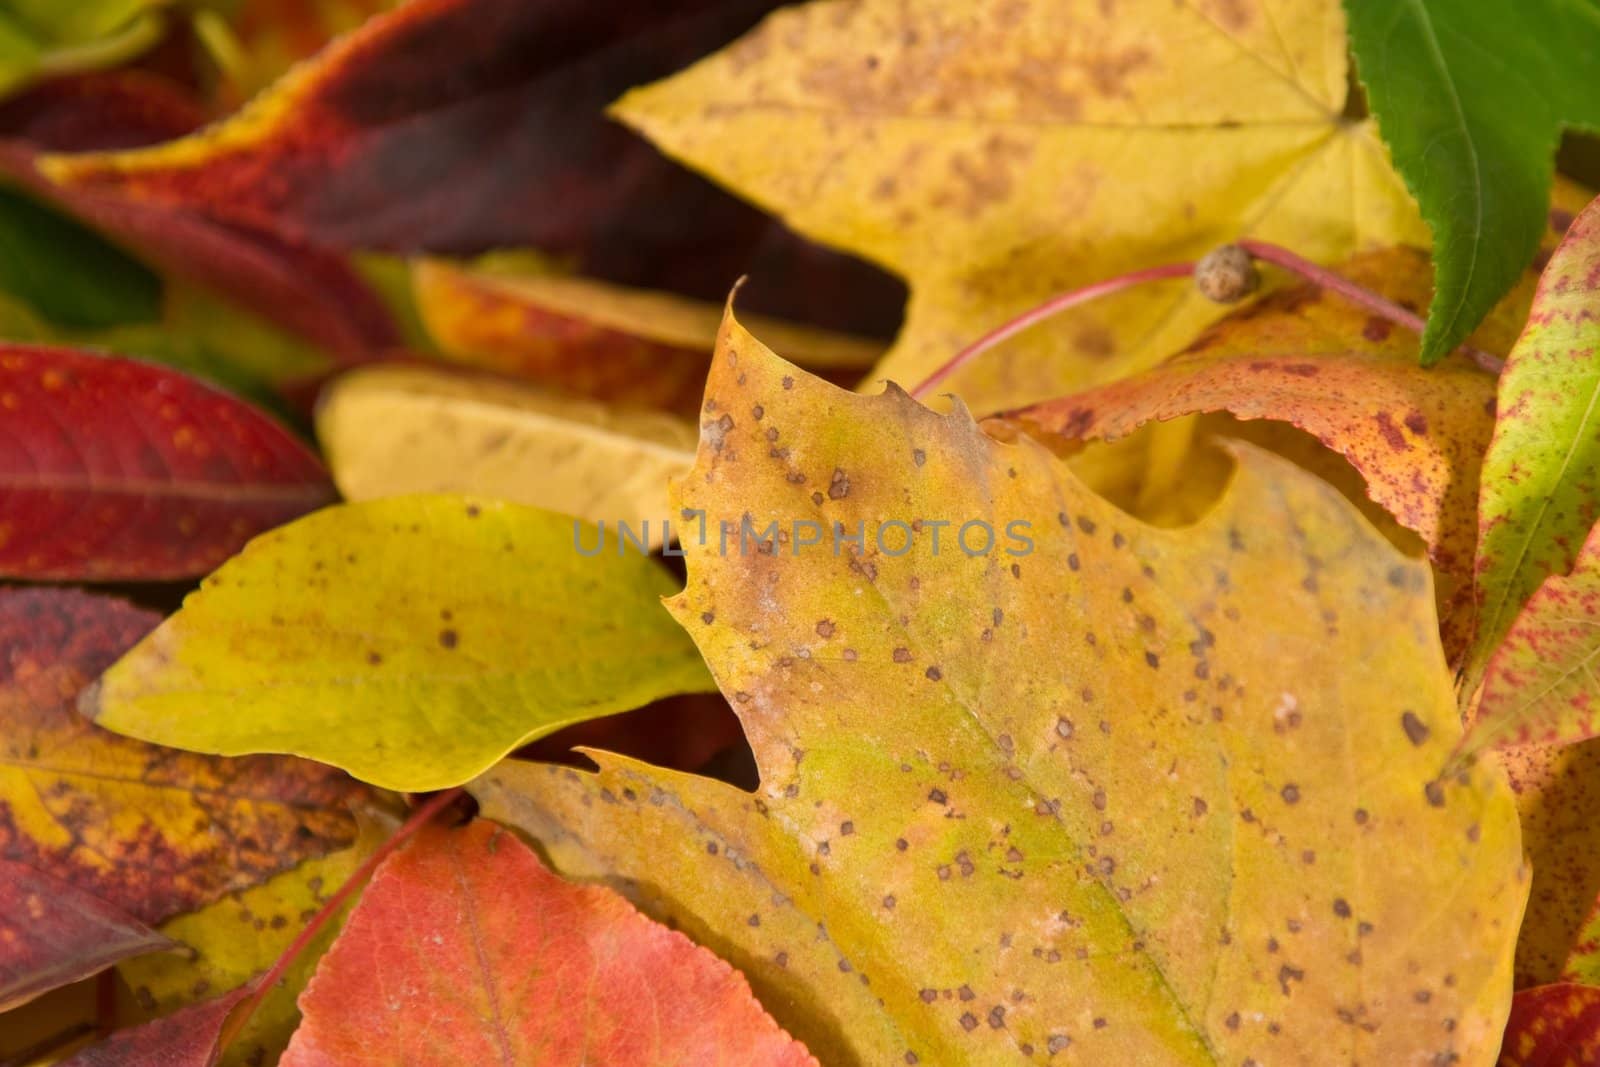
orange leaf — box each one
[282,819,816,1067]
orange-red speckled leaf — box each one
[0,587,368,1007]
[281,819,817,1067]
[1497,984,1600,1067]
[473,310,1525,1066]
[0,346,335,579]
[1001,233,1578,665]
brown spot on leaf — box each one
[1401,711,1430,746]
[829,468,851,499]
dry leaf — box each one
[614,0,1427,411]
[474,310,1523,1066]
[317,363,695,543]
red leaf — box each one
[0,72,206,152]
[39,0,904,334]
[47,0,778,264]
[0,346,335,579]
[0,74,397,359]
[282,819,817,1067]
[62,983,253,1067]
[0,861,172,1012]
[1499,983,1600,1066]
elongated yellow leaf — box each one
[475,311,1523,1066]
[317,365,695,546]
[615,0,1426,410]
[85,497,713,791]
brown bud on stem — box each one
[1194,245,1259,304]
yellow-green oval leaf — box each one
[84,496,713,791]
[474,312,1524,1066]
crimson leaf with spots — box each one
[0,346,334,580]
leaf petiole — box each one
[1237,240,1505,374]
[909,240,1506,399]
[214,788,467,1057]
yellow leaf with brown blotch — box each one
[473,310,1523,1066]
[613,0,1427,411]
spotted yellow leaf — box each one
[474,310,1523,1066]
[614,0,1427,412]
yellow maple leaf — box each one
[614,0,1426,412]
[475,310,1523,1066]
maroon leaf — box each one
[38,0,904,335]
[0,346,335,579]
[61,983,252,1067]
[0,71,207,152]
[0,861,173,1013]
[0,74,397,359]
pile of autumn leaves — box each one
[8,0,1600,1064]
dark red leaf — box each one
[0,346,335,579]
[0,74,397,359]
[40,0,904,336]
[0,72,207,152]
[0,861,173,1013]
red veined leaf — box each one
[0,346,335,579]
[281,819,817,1067]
